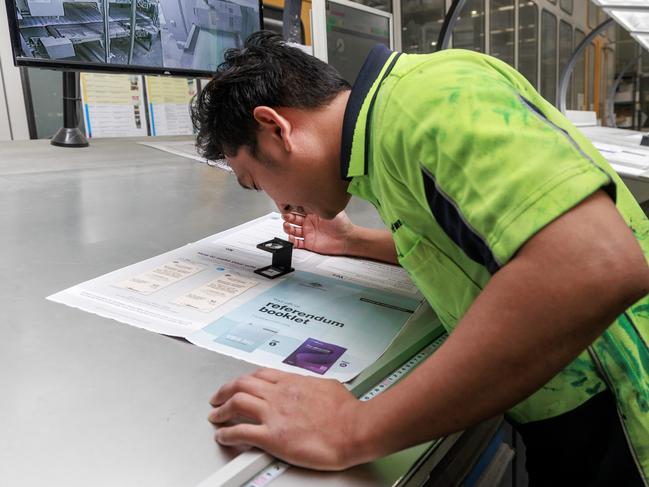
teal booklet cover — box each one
[189,271,420,382]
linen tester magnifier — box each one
[254,238,295,279]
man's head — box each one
[192,31,352,218]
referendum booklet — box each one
[48,213,423,382]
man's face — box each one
[226,145,350,219]
[225,103,351,219]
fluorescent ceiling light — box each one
[593,0,649,7]
[632,33,649,50]
[606,9,649,33]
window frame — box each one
[588,3,599,29]
[450,0,486,53]
[517,0,539,89]
[559,0,572,15]
[573,28,586,111]
[559,19,573,108]
[540,8,558,104]
[489,0,516,67]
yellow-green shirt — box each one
[341,45,649,480]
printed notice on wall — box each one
[145,76,197,136]
[47,213,422,382]
[80,73,147,138]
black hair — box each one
[191,30,351,160]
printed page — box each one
[145,77,197,136]
[80,73,147,138]
[315,256,421,297]
[173,274,258,312]
[115,260,205,295]
[188,270,421,382]
[48,243,280,337]
[48,213,422,381]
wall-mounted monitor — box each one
[5,0,263,76]
[311,0,392,84]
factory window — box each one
[490,0,515,67]
[23,68,68,139]
[541,9,557,104]
[559,20,573,106]
[325,0,391,83]
[351,0,392,13]
[518,1,538,88]
[588,3,599,29]
[560,0,572,14]
[452,0,485,53]
[573,29,586,110]
[401,0,446,53]
[598,6,608,25]
[587,42,595,110]
[643,47,649,75]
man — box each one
[192,31,649,485]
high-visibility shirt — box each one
[341,45,649,480]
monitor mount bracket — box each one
[51,71,89,148]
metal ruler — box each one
[243,334,448,487]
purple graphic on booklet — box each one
[283,338,347,375]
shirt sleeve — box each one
[377,67,616,271]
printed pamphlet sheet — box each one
[145,77,197,136]
[48,213,422,381]
[80,73,147,138]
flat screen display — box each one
[6,0,262,76]
[326,0,390,84]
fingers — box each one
[281,212,305,226]
[210,375,273,406]
[208,392,267,424]
[215,423,270,448]
[253,367,289,383]
[283,221,304,238]
[286,234,305,249]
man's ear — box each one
[253,106,293,153]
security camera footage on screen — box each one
[11,0,260,73]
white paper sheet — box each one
[115,260,206,295]
[139,140,232,172]
[80,73,148,138]
[316,256,420,296]
[173,274,258,312]
[48,213,422,381]
[593,141,649,169]
[145,77,198,136]
[610,163,645,177]
[206,214,314,265]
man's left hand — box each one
[208,368,368,470]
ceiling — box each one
[592,0,649,50]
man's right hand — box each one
[281,211,354,255]
[281,211,399,264]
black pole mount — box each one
[51,71,89,148]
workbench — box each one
[1,136,499,486]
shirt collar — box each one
[340,44,400,180]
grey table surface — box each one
[0,136,390,487]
